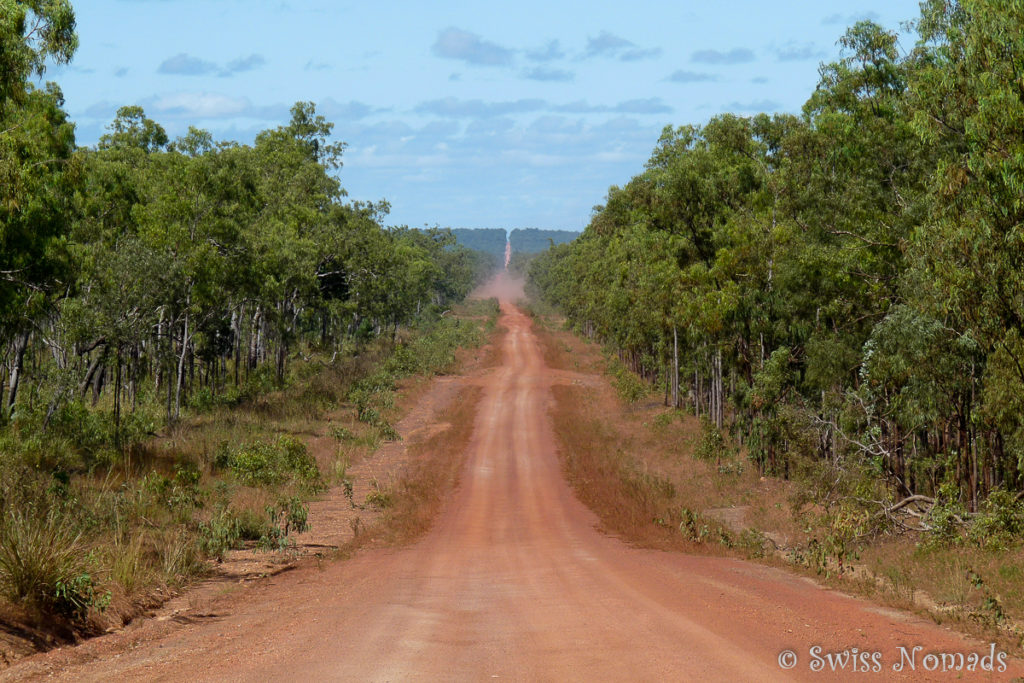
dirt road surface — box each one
[6,275,1021,681]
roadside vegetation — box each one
[0,306,493,649]
[535,314,1024,649]
[527,0,1024,647]
[0,1,495,648]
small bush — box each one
[275,496,309,534]
[241,364,277,398]
[258,496,310,551]
[329,425,356,442]
[365,481,393,509]
[717,459,745,476]
[357,405,381,426]
[7,401,156,472]
[967,488,1024,550]
[614,372,646,403]
[169,462,203,509]
[142,462,204,515]
[457,297,499,319]
[922,480,968,547]
[800,507,871,577]
[198,504,279,560]
[189,386,244,412]
[606,358,646,403]
[383,317,485,378]
[349,376,396,425]
[233,506,274,541]
[199,508,242,561]
[738,528,770,558]
[218,437,323,491]
[376,420,401,442]
[653,411,679,428]
[295,378,338,414]
[188,387,218,412]
[678,508,711,543]
[694,418,725,461]
[54,571,108,619]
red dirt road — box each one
[6,280,1022,681]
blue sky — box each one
[48,0,923,232]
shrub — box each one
[678,507,711,543]
[198,508,242,561]
[329,425,356,442]
[189,386,244,412]
[349,380,395,424]
[198,504,282,560]
[258,496,310,551]
[142,462,204,513]
[966,488,1024,550]
[357,405,381,427]
[218,437,323,491]
[606,358,646,403]
[241,364,277,398]
[923,479,969,547]
[365,488,393,509]
[4,400,158,475]
[694,418,725,461]
[376,419,401,442]
[382,317,485,378]
[188,387,217,412]
[653,411,679,428]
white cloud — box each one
[145,92,250,118]
[432,27,515,67]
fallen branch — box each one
[887,494,935,514]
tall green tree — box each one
[0,0,76,107]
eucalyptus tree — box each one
[0,29,485,439]
[0,1,78,417]
[528,4,1024,510]
[0,86,78,417]
[244,103,345,379]
[64,107,168,413]
[0,0,76,107]
[903,0,1024,502]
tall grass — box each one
[0,506,97,618]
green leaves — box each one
[98,106,168,153]
[0,0,77,107]
[529,2,1024,508]
[0,82,78,326]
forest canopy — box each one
[509,228,579,255]
[0,1,500,625]
[449,228,506,263]
[528,0,1024,514]
[0,3,493,433]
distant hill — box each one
[448,227,580,263]
[450,228,507,262]
[510,228,580,254]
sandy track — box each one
[6,282,1022,681]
